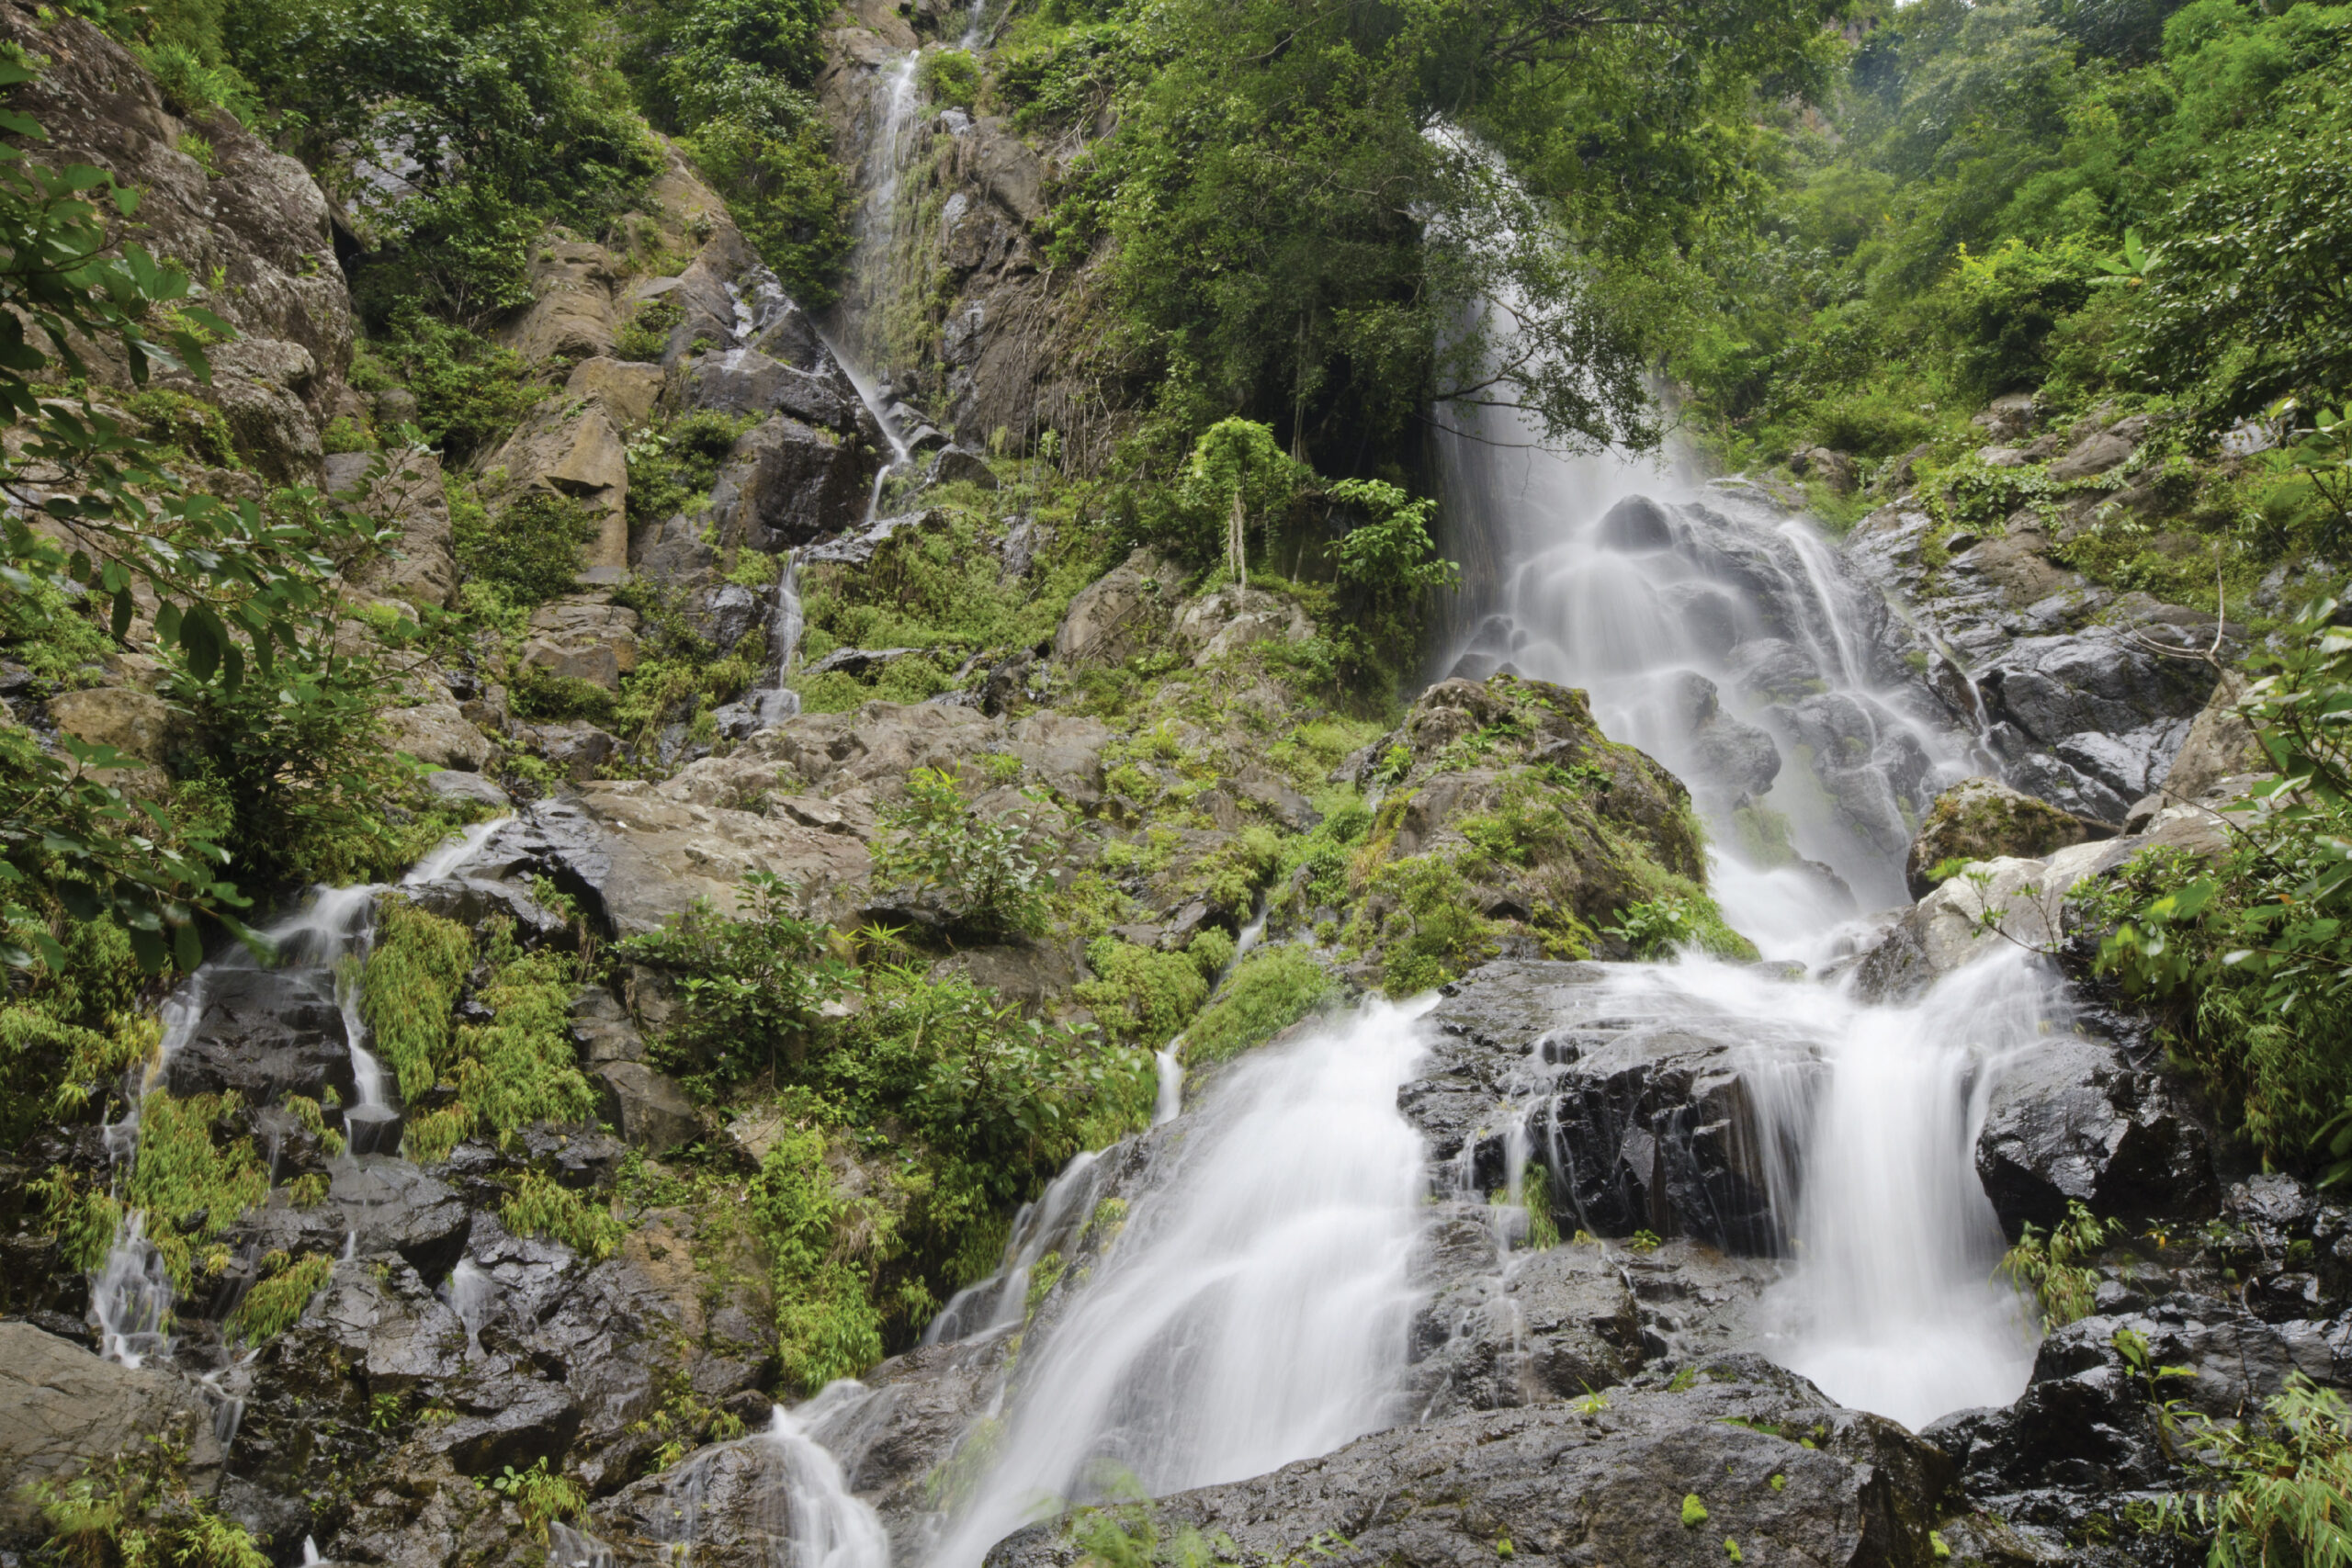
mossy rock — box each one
[1902,775,2113,899]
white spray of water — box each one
[926,998,1432,1568]
[753,549,808,728]
[442,1258,496,1357]
[1428,383,1977,955]
[642,1393,890,1568]
[923,1151,1105,1348]
[1151,1048,1183,1126]
[1539,952,2042,1430]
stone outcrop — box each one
[1903,775,2112,899]
[0,1321,228,1529]
[987,1361,1953,1568]
[0,4,354,479]
[482,400,632,577]
[1051,547,1183,666]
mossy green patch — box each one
[1183,946,1341,1067]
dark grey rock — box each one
[164,965,356,1106]
[985,1361,1951,1568]
[707,415,875,550]
[594,1061,700,1156]
[1974,1033,2214,1237]
[332,1157,472,1279]
[424,768,513,810]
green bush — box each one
[360,897,473,1101]
[226,1249,334,1342]
[457,491,599,606]
[872,767,1059,941]
[687,118,853,305]
[613,297,683,364]
[1184,946,1340,1067]
[503,1168,624,1261]
[613,872,851,1093]
[1074,936,1210,1049]
[919,49,980,110]
[453,931,600,1145]
[368,310,542,462]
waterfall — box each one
[638,1396,890,1568]
[923,998,1432,1568]
[922,1150,1104,1348]
[751,550,808,728]
[831,55,924,383]
[85,821,503,1364]
[1430,396,1980,953]
[1427,367,2051,1429]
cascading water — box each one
[1427,368,2052,1427]
[637,1397,890,1568]
[1430,399,1983,951]
[923,998,1432,1568]
[86,820,503,1365]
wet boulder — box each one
[707,414,876,550]
[1403,1206,1646,1416]
[1904,776,2111,899]
[164,964,356,1106]
[986,1360,1952,1568]
[1417,961,1816,1255]
[334,1157,474,1279]
[1973,1033,2214,1237]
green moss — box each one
[1184,947,1341,1066]
[458,489,600,608]
[1368,855,1497,996]
[453,937,599,1145]
[755,1126,888,1394]
[121,1090,270,1292]
[360,897,474,1102]
[503,1169,624,1261]
[1074,937,1210,1049]
[227,1250,334,1343]
[614,297,683,364]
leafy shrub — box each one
[2093,600,2352,1174]
[919,49,981,109]
[614,872,851,1093]
[457,491,599,606]
[685,118,853,306]
[625,411,752,527]
[1996,1199,2115,1331]
[755,1124,887,1393]
[872,767,1059,941]
[1368,854,1495,995]
[453,931,600,1145]
[482,1458,588,1541]
[226,1249,334,1342]
[503,1168,624,1261]
[1074,937,1209,1049]
[360,896,473,1101]
[613,297,682,364]
[368,310,542,462]
[1183,946,1340,1067]
[2152,1376,2352,1566]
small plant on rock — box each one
[872,767,1059,941]
[1996,1199,2115,1330]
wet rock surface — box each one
[987,1359,1953,1568]
[1415,961,1815,1254]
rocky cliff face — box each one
[1,18,2338,1568]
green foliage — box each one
[456,489,597,607]
[367,310,541,462]
[1369,854,1495,996]
[1996,1199,2117,1331]
[1182,946,1340,1067]
[0,66,410,971]
[1325,479,1460,598]
[872,767,1059,941]
[2092,602,2352,1174]
[614,872,851,1092]
[503,1168,624,1261]
[31,1459,269,1568]
[1075,936,1210,1050]
[625,411,752,528]
[754,1123,888,1393]
[1061,0,1840,468]
[227,0,662,322]
[481,1458,588,1541]
[1603,895,1753,961]
[225,1248,333,1342]
[359,896,474,1102]
[919,50,981,112]
[686,118,853,305]
[2151,1375,2352,1568]
[453,928,600,1145]
[613,297,683,365]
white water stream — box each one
[1427,389,2042,1426]
[923,998,1432,1568]
[87,821,503,1365]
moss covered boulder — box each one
[1902,775,2113,899]
[1343,675,1730,987]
